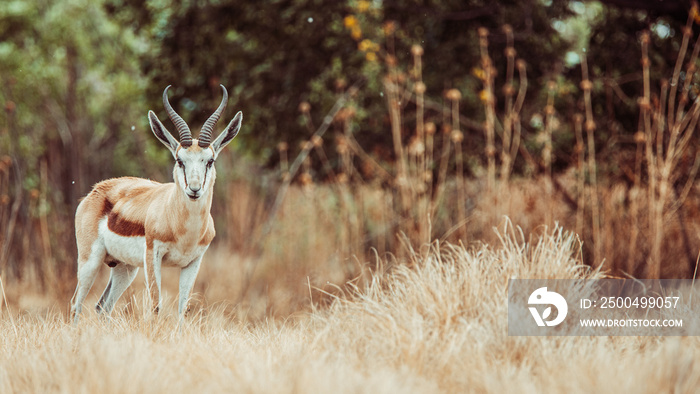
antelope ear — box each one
[212,111,242,154]
[149,110,179,157]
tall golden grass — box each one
[2,225,699,393]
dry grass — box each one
[8,174,700,321]
[1,225,700,393]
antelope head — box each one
[148,85,242,201]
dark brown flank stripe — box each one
[107,211,146,237]
[100,197,145,237]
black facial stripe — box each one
[180,161,189,189]
[202,164,208,190]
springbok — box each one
[70,85,242,324]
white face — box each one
[173,143,217,201]
[148,104,242,201]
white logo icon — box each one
[528,287,568,327]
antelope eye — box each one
[176,159,184,168]
[207,159,214,167]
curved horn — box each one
[198,84,228,148]
[162,85,193,147]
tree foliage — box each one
[104,0,577,165]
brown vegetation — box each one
[2,227,700,393]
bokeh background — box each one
[2,0,700,318]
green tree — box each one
[107,0,575,170]
[0,0,151,285]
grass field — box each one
[2,223,700,393]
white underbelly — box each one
[99,218,146,266]
[98,218,209,268]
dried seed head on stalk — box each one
[637,97,651,111]
[0,195,9,205]
[580,80,593,91]
[277,142,288,152]
[298,101,311,113]
[336,136,348,154]
[411,44,424,56]
[544,105,555,116]
[573,113,584,124]
[414,82,426,94]
[634,131,646,144]
[640,31,650,45]
[478,27,489,39]
[502,24,513,35]
[485,146,496,157]
[585,119,596,132]
[502,84,515,96]
[516,59,526,71]
[408,137,425,155]
[450,130,464,143]
[504,47,517,58]
[442,124,452,134]
[29,189,40,200]
[425,122,436,135]
[682,26,692,37]
[446,89,462,101]
[311,135,323,147]
[337,173,348,184]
